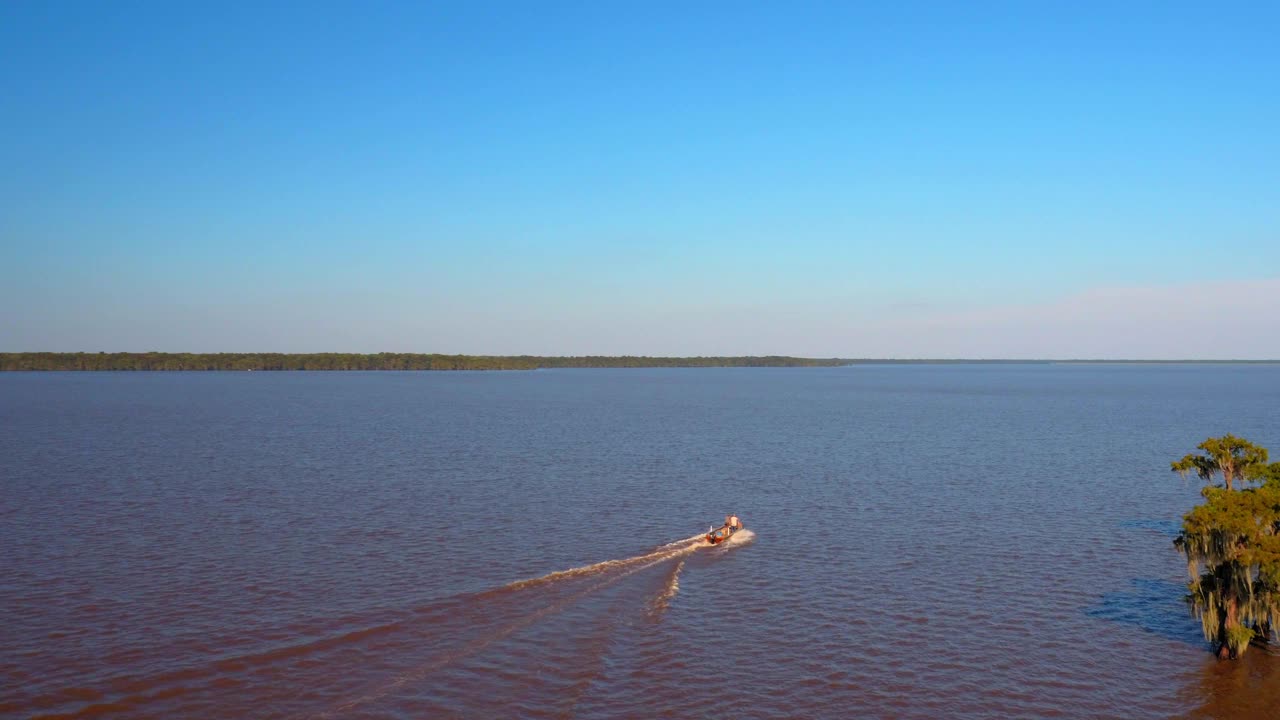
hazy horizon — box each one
[5,352,1280,364]
[3,3,1277,357]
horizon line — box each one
[3,352,1279,365]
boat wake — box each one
[646,559,685,619]
[28,529,754,720]
[501,533,707,593]
[311,531,738,717]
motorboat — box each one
[705,523,743,545]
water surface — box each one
[3,365,1278,718]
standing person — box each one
[728,513,741,530]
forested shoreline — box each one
[0,353,853,371]
[2,354,1277,371]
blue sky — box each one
[2,2,1277,357]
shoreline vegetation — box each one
[1172,436,1280,659]
[1,353,1278,371]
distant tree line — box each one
[0,352,851,371]
[3,354,1273,371]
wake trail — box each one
[45,532,747,720]
[645,559,685,619]
[499,533,706,593]
[311,537,706,718]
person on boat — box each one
[727,513,741,530]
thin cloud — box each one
[839,277,1280,359]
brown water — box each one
[2,366,1278,719]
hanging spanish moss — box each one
[1171,437,1280,659]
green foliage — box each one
[1174,438,1280,658]
[1172,434,1270,491]
[1225,624,1257,657]
[1248,462,1280,490]
[0,353,851,372]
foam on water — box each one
[501,533,707,592]
[646,559,686,618]
[315,532,716,717]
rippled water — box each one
[3,365,1279,719]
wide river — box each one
[3,365,1279,719]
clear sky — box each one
[2,2,1277,358]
